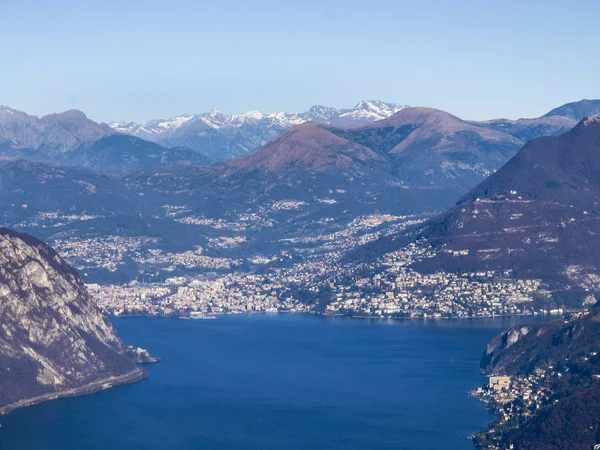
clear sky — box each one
[1,0,598,123]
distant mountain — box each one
[337,107,526,188]
[212,106,535,193]
[0,228,145,412]
[2,104,583,241]
[472,115,576,142]
[1,102,595,284]
[0,107,113,155]
[370,116,600,303]
[110,100,408,160]
[543,98,600,121]
[124,107,541,222]
[110,100,586,163]
[222,121,393,176]
[0,107,211,171]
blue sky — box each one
[1,0,598,123]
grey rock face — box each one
[0,228,143,410]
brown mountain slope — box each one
[397,117,600,296]
[221,121,392,176]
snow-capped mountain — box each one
[332,100,407,125]
[110,101,408,160]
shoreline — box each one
[0,367,147,416]
[107,309,571,322]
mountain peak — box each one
[108,101,408,159]
[543,99,600,121]
[236,110,264,120]
[0,105,17,114]
[400,118,600,294]
[354,99,397,110]
[223,120,389,174]
[42,109,89,124]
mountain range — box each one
[363,113,600,305]
[0,106,211,171]
[1,98,599,286]
[121,104,580,220]
[0,100,582,174]
[109,100,409,159]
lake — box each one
[0,314,540,449]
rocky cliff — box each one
[0,228,145,412]
[476,305,600,449]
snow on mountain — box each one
[334,100,406,125]
[109,101,408,160]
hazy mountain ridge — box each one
[110,100,584,162]
[0,107,211,171]
[0,100,587,172]
[110,100,408,159]
[0,106,114,154]
[0,159,143,225]
[543,98,600,121]
[65,135,212,171]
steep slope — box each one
[543,98,600,121]
[475,305,600,449]
[333,107,524,188]
[482,306,600,375]
[375,117,600,299]
[0,228,145,411]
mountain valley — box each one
[1,99,599,319]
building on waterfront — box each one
[489,375,511,391]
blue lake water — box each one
[0,314,540,449]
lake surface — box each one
[0,314,541,449]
